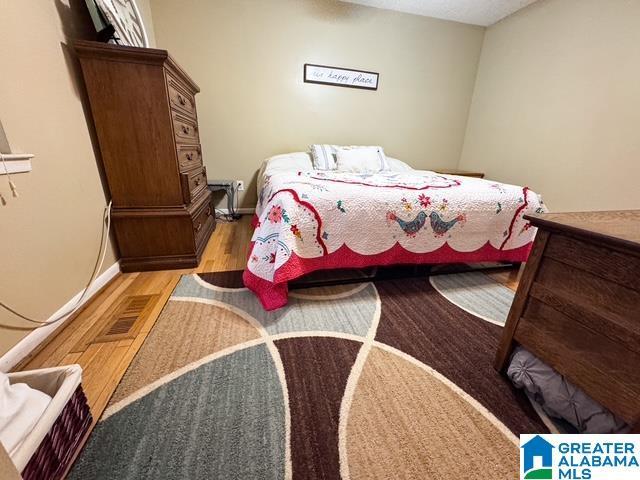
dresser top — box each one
[526,210,640,252]
[74,40,199,93]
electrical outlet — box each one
[237,180,245,191]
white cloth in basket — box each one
[0,372,51,456]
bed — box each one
[243,152,546,310]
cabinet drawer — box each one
[532,257,640,342]
[177,145,202,172]
[544,233,640,291]
[166,74,197,118]
[181,166,207,204]
[172,112,199,144]
[515,298,640,423]
[192,198,214,247]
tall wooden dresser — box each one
[75,40,215,272]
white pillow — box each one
[309,144,339,170]
[258,152,313,194]
[335,146,388,173]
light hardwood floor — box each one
[17,213,520,434]
[16,216,253,426]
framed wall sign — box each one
[303,64,379,91]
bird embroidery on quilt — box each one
[387,210,467,237]
[429,211,466,237]
[387,211,427,237]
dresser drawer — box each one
[172,112,199,144]
[181,166,207,204]
[531,256,640,345]
[192,197,214,248]
[544,233,640,291]
[177,145,202,172]
[166,73,197,118]
[515,298,640,423]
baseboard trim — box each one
[0,262,121,373]
[217,207,255,215]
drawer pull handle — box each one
[206,207,212,216]
[185,153,194,161]
[195,177,201,186]
[195,222,203,233]
[177,94,187,106]
[181,125,190,135]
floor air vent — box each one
[92,294,158,344]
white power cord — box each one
[0,201,113,330]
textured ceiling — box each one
[339,0,539,26]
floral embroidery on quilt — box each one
[262,252,277,263]
[268,205,283,223]
[290,224,302,241]
[418,194,432,208]
[437,199,449,212]
[401,197,414,212]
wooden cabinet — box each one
[495,210,640,431]
[75,40,215,272]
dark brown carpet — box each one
[375,278,546,433]
[275,337,361,480]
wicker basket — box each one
[6,365,92,480]
[21,386,91,480]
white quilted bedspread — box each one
[248,169,546,283]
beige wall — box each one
[150,0,485,207]
[0,0,141,358]
[460,0,640,212]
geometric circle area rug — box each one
[69,270,547,480]
[429,270,516,326]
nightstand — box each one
[433,168,485,178]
